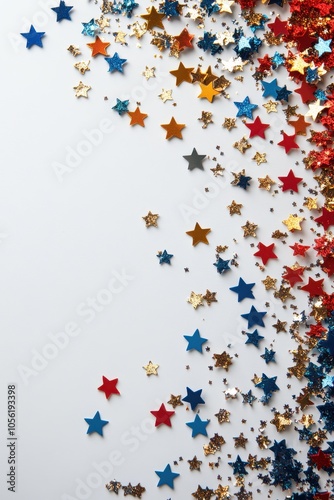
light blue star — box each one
[262,79,281,98]
[81,19,99,37]
[314,37,332,57]
[186,414,209,437]
[20,25,45,49]
[84,411,109,436]
[237,36,252,50]
[234,96,258,119]
[184,329,208,353]
[112,98,129,115]
[271,51,285,69]
[155,464,180,489]
[322,374,334,389]
[105,52,127,73]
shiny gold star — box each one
[167,394,183,408]
[129,21,147,38]
[233,136,251,154]
[203,289,217,306]
[188,456,202,471]
[114,31,127,44]
[186,222,211,246]
[262,100,278,113]
[198,111,213,129]
[213,75,231,92]
[305,99,326,120]
[289,53,309,74]
[234,433,248,448]
[96,15,110,31]
[142,66,155,79]
[142,211,159,227]
[303,197,318,210]
[74,60,90,74]
[198,81,220,102]
[158,88,173,103]
[270,412,292,432]
[73,81,91,98]
[227,200,243,215]
[214,484,230,499]
[210,165,225,177]
[241,221,258,237]
[67,44,81,56]
[213,352,233,370]
[282,214,304,231]
[296,389,314,410]
[274,285,295,302]
[140,6,165,30]
[223,117,237,130]
[262,275,277,290]
[299,414,315,428]
[143,361,159,375]
[252,152,267,165]
[272,319,287,332]
[258,175,275,191]
[187,292,204,309]
[215,408,230,423]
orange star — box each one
[140,6,165,30]
[170,62,194,86]
[198,81,220,103]
[288,114,311,135]
[186,222,211,246]
[161,117,185,140]
[174,28,194,50]
[87,36,110,57]
[128,107,148,127]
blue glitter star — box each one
[105,53,127,73]
[314,37,332,57]
[155,464,179,489]
[200,0,219,16]
[81,18,99,37]
[159,0,180,17]
[262,79,281,98]
[122,0,139,16]
[184,329,208,353]
[157,250,173,265]
[197,32,221,55]
[20,25,45,49]
[237,174,252,190]
[186,414,209,437]
[317,401,334,432]
[214,257,230,275]
[241,306,266,328]
[242,390,257,405]
[271,51,285,69]
[230,278,255,302]
[182,387,205,410]
[261,348,276,364]
[256,373,279,400]
[245,329,264,348]
[228,455,248,475]
[276,85,292,102]
[314,89,327,102]
[51,1,73,22]
[112,98,129,115]
[84,411,109,436]
[234,96,258,119]
[306,66,319,84]
[318,328,334,356]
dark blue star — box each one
[159,0,180,17]
[197,32,221,55]
[157,250,173,265]
[230,278,255,302]
[112,98,129,115]
[317,401,334,432]
[318,328,334,356]
[305,362,324,391]
[241,306,266,328]
[182,387,205,410]
[268,0,284,5]
[84,411,109,436]
[200,0,219,16]
[306,67,319,84]
[186,414,209,437]
[51,1,73,22]
[276,85,292,102]
[214,257,230,275]
[184,329,208,353]
[242,390,257,406]
[228,455,248,475]
[256,373,279,396]
[155,464,179,488]
[20,25,45,49]
[269,439,289,458]
[234,96,258,119]
[237,174,252,190]
[261,348,276,364]
[245,329,264,348]
[105,53,127,73]
[262,78,281,98]
[81,18,99,36]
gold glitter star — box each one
[258,175,275,191]
[114,31,127,44]
[142,211,159,227]
[187,292,204,309]
[241,220,258,238]
[158,88,173,103]
[296,389,314,410]
[299,414,315,428]
[73,81,91,98]
[282,214,304,231]
[198,111,213,129]
[216,0,234,13]
[270,412,292,432]
[213,75,231,92]
[143,361,159,375]
[289,53,309,74]
[188,456,202,471]
[262,275,277,290]
[283,105,299,119]
[74,60,90,75]
[233,136,251,154]
[210,164,225,177]
[214,484,230,499]
[223,117,237,130]
[67,44,81,56]
[234,433,248,448]
[262,100,278,113]
[274,285,295,302]
[96,15,110,31]
[142,66,155,79]
[213,352,233,370]
[167,394,183,408]
[215,408,230,423]
[203,289,217,306]
[227,200,243,215]
[303,197,318,210]
[252,152,267,165]
[256,434,271,449]
[129,21,147,38]
[272,319,287,332]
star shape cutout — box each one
[128,107,147,127]
[98,376,120,399]
[188,456,202,470]
[182,387,205,410]
[73,81,91,98]
[314,37,332,56]
[254,242,277,265]
[288,114,311,135]
[214,257,230,274]
[289,243,310,256]
[277,132,299,153]
[241,221,258,237]
[174,28,194,50]
[294,80,316,103]
[241,306,266,328]
[262,275,277,290]
[234,96,258,119]
[158,88,173,102]
[305,99,326,120]
[258,175,275,191]
[252,152,267,165]
[255,373,279,396]
[203,289,217,306]
[267,17,288,36]
[278,169,303,192]
[157,249,173,264]
[282,214,304,231]
[184,329,208,353]
[84,411,109,436]
[228,455,248,475]
[261,78,281,98]
[198,81,220,102]
[187,292,204,309]
[140,6,165,29]
[143,360,159,375]
[170,61,194,86]
[186,222,211,245]
[183,148,206,171]
[105,52,127,73]
[245,329,264,348]
[227,200,242,215]
[213,351,233,370]
[74,60,90,74]
[262,100,278,113]
[142,211,159,227]
[245,116,269,138]
[150,403,175,427]
[112,98,129,115]
[230,278,255,302]
[161,117,185,139]
[167,394,183,408]
[21,25,45,48]
[155,464,179,488]
[87,36,110,56]
[51,1,73,22]
[81,18,99,36]
[314,207,334,230]
[309,449,332,470]
[186,414,210,437]
[192,485,214,499]
[301,277,324,297]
